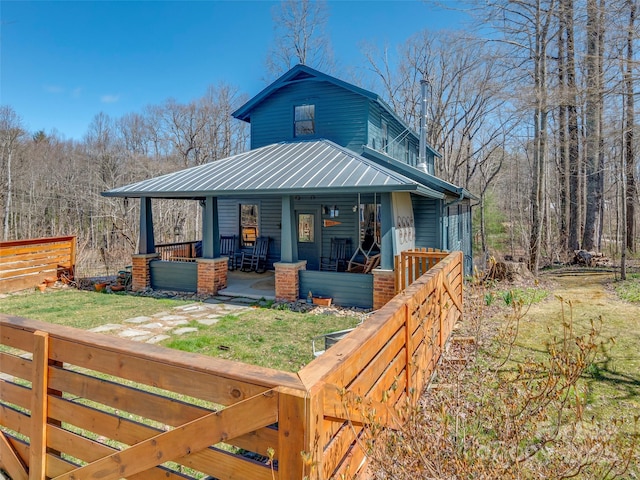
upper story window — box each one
[294,104,315,137]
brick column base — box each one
[372,268,396,310]
[274,261,307,302]
[197,257,229,296]
[131,253,159,292]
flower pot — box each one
[94,282,107,292]
[313,296,332,307]
[110,284,125,292]
[37,283,47,292]
[44,277,57,287]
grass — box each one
[0,288,362,371]
[614,272,640,302]
[162,311,362,372]
[491,272,640,429]
[0,289,193,329]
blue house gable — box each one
[232,64,440,174]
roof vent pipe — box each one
[417,79,432,175]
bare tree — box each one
[266,0,334,77]
[582,0,605,251]
[0,105,25,240]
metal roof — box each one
[102,140,445,199]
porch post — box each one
[139,197,155,254]
[280,195,298,262]
[132,197,157,292]
[372,192,396,309]
[379,192,393,270]
[201,196,219,259]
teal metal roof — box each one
[361,146,477,201]
[102,140,445,200]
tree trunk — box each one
[625,0,636,253]
[565,0,581,252]
[582,0,602,251]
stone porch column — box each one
[372,268,395,310]
[131,253,159,292]
[274,260,307,302]
[197,257,228,296]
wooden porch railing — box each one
[0,251,463,479]
[155,240,200,262]
[0,236,76,293]
[394,247,450,293]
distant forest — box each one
[1,0,639,276]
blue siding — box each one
[217,197,282,269]
[294,193,363,267]
[299,270,373,308]
[150,260,197,291]
[366,101,422,167]
[249,81,368,152]
[412,195,441,249]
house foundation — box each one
[274,260,307,302]
[131,253,159,292]
[197,257,228,295]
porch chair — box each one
[320,238,351,272]
[239,236,270,273]
[219,235,237,270]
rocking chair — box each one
[320,238,351,271]
[220,235,237,270]
[240,236,270,273]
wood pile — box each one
[484,258,533,282]
[571,250,610,267]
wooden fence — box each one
[0,251,463,480]
[0,236,76,293]
[394,247,450,293]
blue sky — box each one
[1,1,469,141]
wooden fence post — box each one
[30,331,49,480]
[277,387,311,479]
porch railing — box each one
[155,240,200,262]
[394,247,450,293]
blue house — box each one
[103,65,474,308]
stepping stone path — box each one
[87,301,251,344]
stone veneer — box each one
[131,253,159,292]
[196,257,229,295]
[372,268,396,310]
[274,260,307,302]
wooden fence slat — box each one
[29,331,49,480]
[48,366,213,428]
[0,351,33,382]
[51,390,278,480]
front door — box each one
[296,209,321,270]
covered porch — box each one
[103,141,451,309]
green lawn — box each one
[0,288,362,371]
[0,289,192,329]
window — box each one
[240,204,258,246]
[298,214,315,242]
[381,120,388,152]
[294,104,315,137]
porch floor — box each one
[218,270,275,301]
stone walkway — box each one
[88,301,252,344]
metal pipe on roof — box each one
[418,79,431,175]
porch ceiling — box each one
[102,140,444,200]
